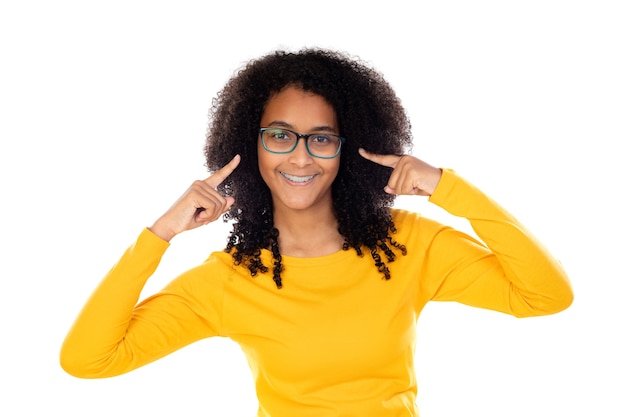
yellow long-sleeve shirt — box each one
[60,169,573,416]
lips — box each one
[280,172,316,183]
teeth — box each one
[281,172,315,183]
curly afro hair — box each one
[205,48,412,288]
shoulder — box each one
[390,208,450,245]
[391,207,436,233]
[162,250,237,296]
[390,207,419,225]
[202,250,239,270]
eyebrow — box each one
[266,120,338,133]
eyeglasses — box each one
[259,128,345,159]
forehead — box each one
[261,86,338,130]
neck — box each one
[272,205,344,258]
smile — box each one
[281,172,316,183]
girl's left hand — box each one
[359,148,442,196]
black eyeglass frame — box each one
[259,128,346,159]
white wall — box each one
[1,1,624,416]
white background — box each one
[1,1,624,416]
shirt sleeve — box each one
[418,169,573,317]
[60,228,224,378]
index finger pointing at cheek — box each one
[358,148,402,168]
[205,154,241,188]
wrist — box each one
[148,220,177,242]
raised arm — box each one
[60,155,240,377]
[360,149,573,317]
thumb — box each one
[195,196,235,223]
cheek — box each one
[327,159,341,181]
[257,141,276,183]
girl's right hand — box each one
[149,154,241,242]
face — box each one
[258,86,341,214]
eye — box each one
[269,129,291,141]
[309,134,332,145]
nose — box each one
[287,138,313,166]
